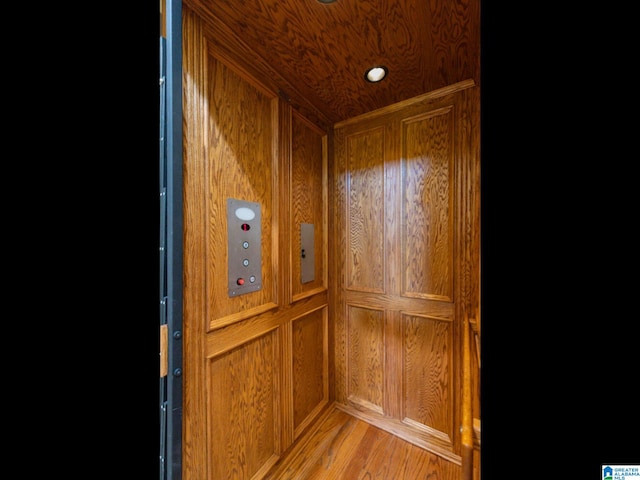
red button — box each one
[236,278,245,285]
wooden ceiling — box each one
[183,0,480,130]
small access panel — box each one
[301,223,315,283]
[227,198,262,297]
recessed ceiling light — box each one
[364,66,388,83]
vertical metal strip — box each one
[159,399,167,478]
[165,0,183,478]
[159,35,168,480]
[159,31,168,303]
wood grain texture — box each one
[454,86,481,480]
[461,315,473,480]
[291,112,327,300]
[265,405,461,480]
[346,127,386,293]
[182,9,210,480]
[347,305,384,411]
[181,7,479,474]
[183,13,334,478]
[332,82,479,463]
[183,0,480,126]
[206,54,278,328]
[331,125,348,406]
[403,313,453,442]
[401,108,454,301]
[277,100,293,308]
[208,331,279,479]
[206,289,327,359]
[280,316,294,450]
[292,308,328,434]
[160,324,168,378]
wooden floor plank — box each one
[341,424,393,479]
[303,414,370,479]
[354,433,405,479]
[265,405,463,479]
[267,410,355,479]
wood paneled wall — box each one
[182,6,479,479]
[331,80,480,466]
[291,112,328,301]
[182,7,329,479]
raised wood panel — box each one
[332,82,479,464]
[402,313,453,445]
[347,305,384,412]
[184,8,333,479]
[346,128,385,293]
[291,112,327,300]
[205,54,279,331]
[401,108,454,301]
[183,4,478,476]
[208,331,280,479]
[292,307,328,436]
[331,125,348,406]
[183,8,329,480]
[206,291,328,359]
[342,292,454,320]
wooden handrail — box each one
[461,314,474,480]
[469,318,480,367]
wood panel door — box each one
[331,80,480,465]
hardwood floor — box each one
[265,405,461,480]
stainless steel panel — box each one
[227,198,262,296]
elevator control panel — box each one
[300,223,315,283]
[227,198,262,297]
